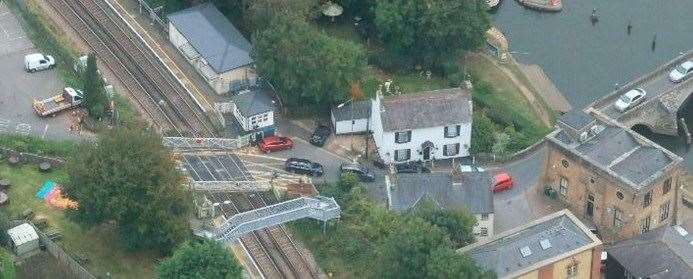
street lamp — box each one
[337,98,356,151]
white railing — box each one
[162,136,251,150]
[189,180,271,192]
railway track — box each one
[48,0,315,277]
[49,0,214,136]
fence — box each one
[132,0,166,29]
[163,136,252,151]
[41,234,96,279]
[473,139,547,165]
[0,146,65,166]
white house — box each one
[370,88,472,164]
[217,87,276,140]
[331,100,371,134]
[167,3,256,94]
[386,170,495,242]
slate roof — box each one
[332,100,371,121]
[380,88,472,132]
[389,171,493,214]
[231,89,273,117]
[168,3,252,73]
[606,225,693,279]
[558,110,595,130]
[460,210,601,278]
[548,116,678,192]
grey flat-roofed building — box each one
[605,225,693,279]
[558,110,595,131]
[459,210,602,279]
[167,3,256,94]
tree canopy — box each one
[252,16,366,107]
[82,53,109,119]
[243,0,319,31]
[158,239,243,279]
[426,247,496,279]
[410,198,477,247]
[373,0,490,69]
[63,125,190,253]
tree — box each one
[410,198,477,247]
[158,239,243,279]
[471,112,496,154]
[252,16,366,107]
[374,217,451,278]
[81,53,109,119]
[373,0,490,69]
[63,125,191,253]
[426,247,496,279]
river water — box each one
[491,0,693,171]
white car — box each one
[668,60,693,83]
[614,88,646,112]
[24,53,55,72]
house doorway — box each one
[586,194,595,219]
[421,141,433,161]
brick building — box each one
[543,110,685,242]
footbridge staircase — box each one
[197,196,340,241]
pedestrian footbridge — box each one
[196,196,340,241]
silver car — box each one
[614,88,646,112]
[669,60,693,83]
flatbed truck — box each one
[33,87,84,117]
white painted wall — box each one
[232,103,274,131]
[373,124,471,164]
[473,213,494,243]
[334,118,369,134]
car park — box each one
[309,125,331,147]
[285,158,324,176]
[24,53,55,72]
[258,136,293,153]
[395,161,430,173]
[668,60,693,83]
[613,88,646,112]
[492,172,513,193]
[340,163,376,182]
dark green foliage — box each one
[243,0,319,31]
[290,177,494,278]
[373,0,489,68]
[252,16,367,107]
[410,198,477,247]
[0,247,15,279]
[471,111,496,154]
[0,134,75,157]
[426,247,496,279]
[64,125,191,253]
[374,217,451,278]
[158,239,243,279]
[82,54,108,119]
[0,211,10,246]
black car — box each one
[340,163,376,182]
[309,125,331,147]
[395,161,431,174]
[285,158,324,176]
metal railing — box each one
[209,196,340,241]
[133,0,165,28]
[189,180,271,192]
[162,136,252,150]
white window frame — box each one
[395,131,412,144]
[659,201,670,222]
[443,143,460,156]
[394,149,411,162]
[444,125,461,138]
[559,176,568,197]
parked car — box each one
[395,161,431,173]
[24,53,55,72]
[669,60,693,83]
[614,88,646,112]
[340,163,376,182]
[258,136,293,153]
[285,158,324,176]
[309,125,331,147]
[492,172,513,193]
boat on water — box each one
[486,0,501,10]
[517,0,562,12]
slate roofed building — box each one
[221,86,275,140]
[460,209,603,279]
[605,225,693,279]
[331,100,372,134]
[168,3,256,94]
[370,88,473,164]
[543,110,684,241]
[387,168,494,241]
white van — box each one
[24,53,55,72]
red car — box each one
[258,136,293,153]
[492,172,513,193]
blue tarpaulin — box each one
[36,180,55,199]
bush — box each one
[0,134,76,157]
[0,247,15,279]
[368,50,414,73]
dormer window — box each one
[444,125,461,138]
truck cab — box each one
[62,87,83,103]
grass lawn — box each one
[0,163,157,278]
[364,68,449,95]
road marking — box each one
[42,124,48,139]
[15,123,31,135]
